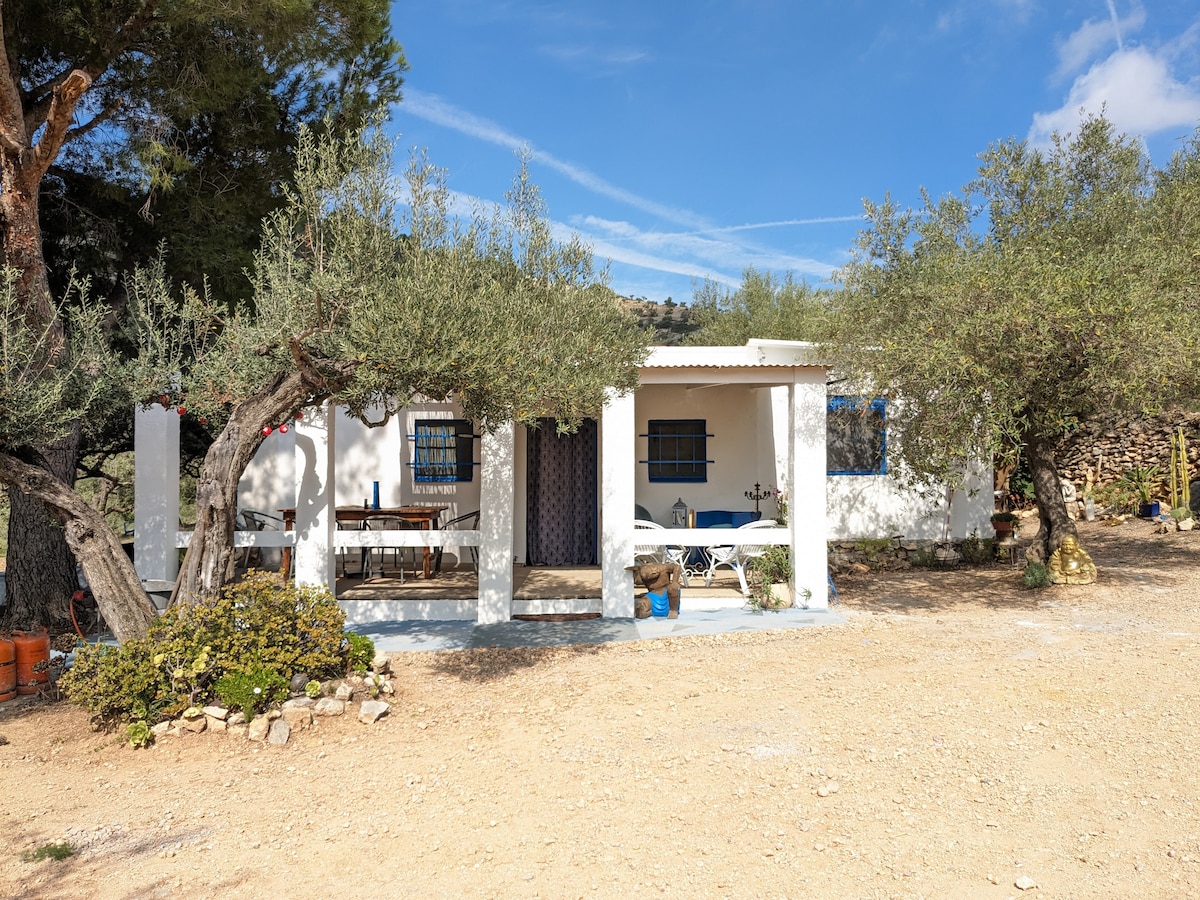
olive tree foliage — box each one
[160,123,648,603]
[0,0,405,630]
[0,269,166,639]
[827,114,1200,560]
[686,268,829,346]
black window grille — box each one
[642,419,712,482]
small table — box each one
[279,506,448,579]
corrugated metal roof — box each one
[643,340,828,369]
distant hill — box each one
[618,297,700,346]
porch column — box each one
[478,423,515,623]
[293,401,336,592]
[134,402,180,584]
[600,388,635,617]
[790,371,828,608]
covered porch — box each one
[134,340,833,625]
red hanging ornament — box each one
[261,425,273,436]
[278,423,290,434]
[158,394,169,406]
[294,411,303,420]
[177,407,186,416]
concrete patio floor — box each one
[334,563,845,652]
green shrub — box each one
[22,842,74,863]
[344,632,375,674]
[1022,561,1051,588]
[909,547,937,568]
[215,668,289,720]
[959,530,996,565]
[61,573,347,728]
[61,639,176,726]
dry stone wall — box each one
[1054,412,1200,496]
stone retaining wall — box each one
[1054,412,1200,494]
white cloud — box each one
[569,216,839,282]
[1052,3,1147,82]
[539,45,650,67]
[1030,46,1200,146]
[401,89,710,229]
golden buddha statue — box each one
[1047,534,1097,585]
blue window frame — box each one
[643,419,712,482]
[827,397,887,475]
[410,419,476,483]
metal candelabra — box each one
[744,482,771,514]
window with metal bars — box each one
[642,419,712,482]
[410,419,477,482]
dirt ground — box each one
[1,518,1199,900]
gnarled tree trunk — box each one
[0,452,155,641]
[1023,430,1077,564]
[176,368,350,604]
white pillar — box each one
[134,403,181,583]
[790,372,828,608]
[600,389,635,617]
[478,423,515,623]
[293,402,336,592]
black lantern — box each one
[672,497,689,527]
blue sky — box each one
[389,1,1200,304]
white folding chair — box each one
[704,519,778,597]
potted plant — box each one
[1119,465,1161,518]
[747,545,793,610]
[990,510,1018,540]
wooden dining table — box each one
[279,505,448,579]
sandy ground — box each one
[1,518,1198,900]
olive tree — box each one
[828,115,1200,561]
[687,268,829,346]
[165,124,648,602]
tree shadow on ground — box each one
[837,518,1200,615]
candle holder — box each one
[744,482,771,514]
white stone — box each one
[358,700,389,724]
[314,698,346,717]
[267,719,291,745]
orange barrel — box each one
[0,636,15,702]
[12,629,50,695]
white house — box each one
[134,339,991,623]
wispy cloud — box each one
[402,89,710,229]
[1051,2,1147,82]
[400,88,851,291]
[539,44,650,67]
[572,216,840,282]
[1030,45,1200,146]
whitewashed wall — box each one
[768,387,991,541]
[633,383,784,525]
